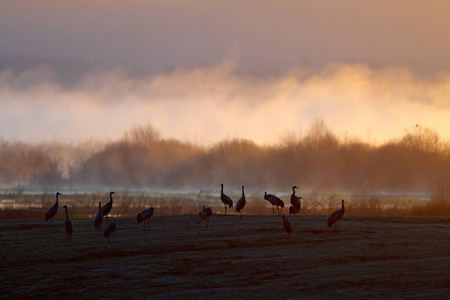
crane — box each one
[63,205,73,240]
[290,186,302,216]
[282,214,292,237]
[235,186,246,219]
[104,222,116,243]
[264,192,285,216]
[220,184,233,215]
[45,192,61,227]
[199,205,213,227]
[101,191,115,223]
[94,202,103,233]
[327,199,345,231]
[137,207,155,231]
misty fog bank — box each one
[1,59,450,145]
[0,122,448,195]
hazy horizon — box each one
[1,0,449,145]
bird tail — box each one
[327,218,333,227]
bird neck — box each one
[65,207,68,218]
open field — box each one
[1,214,449,299]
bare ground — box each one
[1,214,449,299]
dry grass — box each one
[1,188,449,220]
[1,214,449,298]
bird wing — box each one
[327,209,343,226]
[45,205,57,221]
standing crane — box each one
[101,191,115,223]
[63,205,73,240]
[104,222,116,243]
[264,192,285,216]
[235,186,246,219]
[45,192,61,227]
[220,184,233,215]
[94,202,103,233]
[282,214,292,237]
[137,207,155,231]
[290,186,302,216]
[327,199,345,231]
[199,205,213,227]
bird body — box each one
[63,205,73,237]
[220,184,233,215]
[327,199,345,230]
[264,192,285,215]
[282,214,292,237]
[290,186,301,216]
[101,191,115,222]
[45,192,60,227]
[235,186,246,219]
[104,222,116,243]
[137,207,155,230]
[94,202,103,233]
[199,205,213,227]
[289,206,298,215]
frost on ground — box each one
[1,215,449,298]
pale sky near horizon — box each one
[1,0,449,145]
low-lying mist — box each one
[1,60,449,145]
[0,122,448,195]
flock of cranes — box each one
[45,185,346,241]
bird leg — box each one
[277,206,280,216]
[272,205,275,216]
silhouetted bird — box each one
[235,186,246,219]
[45,192,60,228]
[101,191,115,223]
[137,207,155,231]
[327,199,345,231]
[199,205,213,227]
[264,192,285,216]
[63,205,73,239]
[290,186,302,216]
[220,184,233,215]
[104,222,116,243]
[282,214,292,237]
[94,202,103,233]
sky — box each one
[1,0,449,145]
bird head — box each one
[63,205,68,209]
[292,186,298,190]
[110,191,116,195]
[264,192,268,200]
[56,192,61,196]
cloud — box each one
[1,62,449,145]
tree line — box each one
[1,122,449,194]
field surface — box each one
[1,214,450,299]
